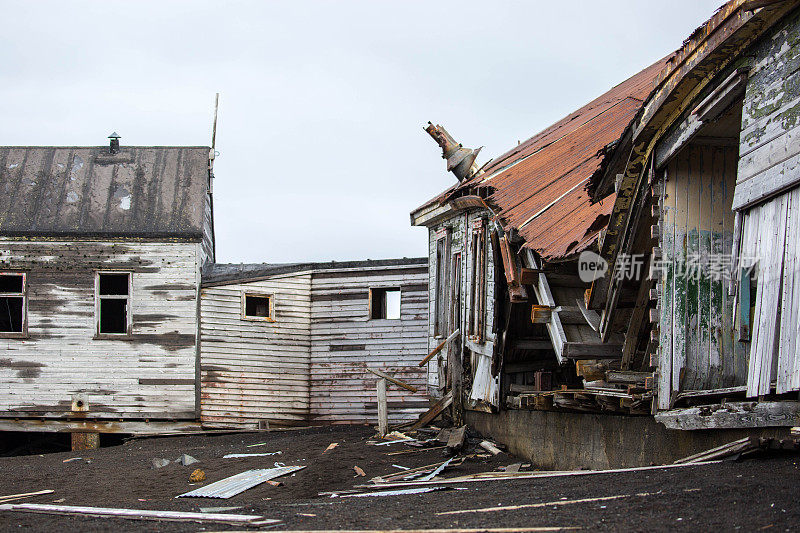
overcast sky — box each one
[0,1,723,264]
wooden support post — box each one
[377,379,388,437]
[71,432,99,451]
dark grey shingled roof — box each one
[0,146,210,237]
[202,257,428,286]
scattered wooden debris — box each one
[502,463,522,473]
[386,445,448,456]
[324,443,339,453]
[403,391,453,432]
[0,490,54,504]
[438,493,654,515]
[673,437,760,464]
[792,427,800,437]
[189,469,206,482]
[337,486,450,498]
[0,503,280,526]
[354,466,366,477]
[360,461,721,489]
[224,452,282,458]
[479,440,502,455]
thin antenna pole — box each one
[211,92,219,151]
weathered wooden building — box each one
[413,0,800,467]
[199,259,429,429]
[588,0,800,430]
[0,137,430,437]
[0,138,214,434]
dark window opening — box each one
[97,272,130,335]
[0,273,25,334]
[469,224,486,342]
[0,275,23,293]
[99,273,129,295]
[100,298,128,334]
[370,288,401,320]
[244,294,272,319]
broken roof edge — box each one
[202,257,428,286]
[586,0,797,199]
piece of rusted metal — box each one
[424,122,482,183]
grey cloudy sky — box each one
[0,1,723,263]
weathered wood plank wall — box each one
[199,272,312,428]
[309,264,429,424]
[0,239,200,420]
[734,9,800,210]
[659,144,743,405]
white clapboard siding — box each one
[0,239,201,420]
[309,264,429,424]
[199,273,313,428]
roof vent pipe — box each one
[424,122,482,182]
[108,132,121,154]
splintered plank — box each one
[0,503,279,526]
[403,391,453,432]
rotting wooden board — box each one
[0,503,279,527]
[359,461,721,489]
[438,492,655,515]
[402,391,453,432]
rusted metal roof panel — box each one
[0,146,210,238]
[456,59,667,261]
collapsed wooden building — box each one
[413,0,800,467]
[0,136,429,438]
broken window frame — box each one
[241,292,275,322]
[433,228,451,337]
[468,220,487,343]
[0,272,27,338]
[369,287,401,320]
[94,271,132,338]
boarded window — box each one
[370,288,401,320]
[450,253,462,330]
[0,273,25,335]
[242,293,273,320]
[434,231,450,336]
[96,272,130,335]
[468,221,486,342]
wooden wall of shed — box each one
[733,8,800,210]
[658,144,745,409]
[0,239,200,420]
[426,209,497,404]
[199,272,312,428]
[309,265,429,424]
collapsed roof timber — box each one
[412,0,800,446]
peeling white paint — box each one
[119,195,131,210]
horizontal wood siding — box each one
[200,273,312,428]
[310,265,429,424]
[734,10,800,209]
[0,239,200,420]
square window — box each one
[370,288,401,320]
[96,272,130,335]
[0,273,26,335]
[243,293,273,320]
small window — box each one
[242,293,274,321]
[0,273,26,336]
[468,221,487,342]
[370,288,401,320]
[434,231,450,336]
[96,272,131,335]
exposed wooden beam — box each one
[562,342,623,359]
[656,401,800,430]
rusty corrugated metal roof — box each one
[0,146,210,238]
[417,58,669,261]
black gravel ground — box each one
[1,425,798,532]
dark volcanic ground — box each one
[1,424,798,532]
